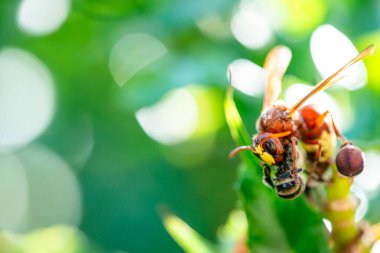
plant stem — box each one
[325,165,359,252]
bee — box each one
[229,44,375,199]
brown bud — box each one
[335,143,365,177]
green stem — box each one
[325,165,359,252]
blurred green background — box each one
[0,0,380,252]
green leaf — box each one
[162,212,219,253]
[274,198,331,253]
[224,87,330,253]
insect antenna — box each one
[259,131,292,146]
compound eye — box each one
[264,140,277,154]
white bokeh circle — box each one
[0,48,55,150]
[17,0,71,36]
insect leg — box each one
[303,170,329,183]
[291,137,298,168]
[262,163,274,188]
[320,111,349,144]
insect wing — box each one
[287,44,375,117]
[261,46,292,113]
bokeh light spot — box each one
[24,225,86,252]
[17,144,82,230]
[195,13,230,40]
[17,0,71,36]
[136,88,198,145]
[53,115,94,170]
[0,48,55,150]
[229,59,266,97]
[109,33,167,87]
[0,154,28,231]
[162,85,224,168]
[354,151,380,195]
[281,0,326,36]
[372,240,380,253]
[357,31,380,92]
[310,24,367,90]
[350,185,368,222]
[231,1,273,49]
[233,0,326,39]
[187,86,223,137]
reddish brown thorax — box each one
[258,104,297,135]
[298,105,329,139]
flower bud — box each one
[335,143,365,177]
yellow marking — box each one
[302,131,336,162]
[261,152,275,165]
[253,145,275,165]
[253,145,263,154]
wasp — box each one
[229,46,303,199]
[298,103,365,181]
[229,44,374,199]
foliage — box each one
[0,0,380,253]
